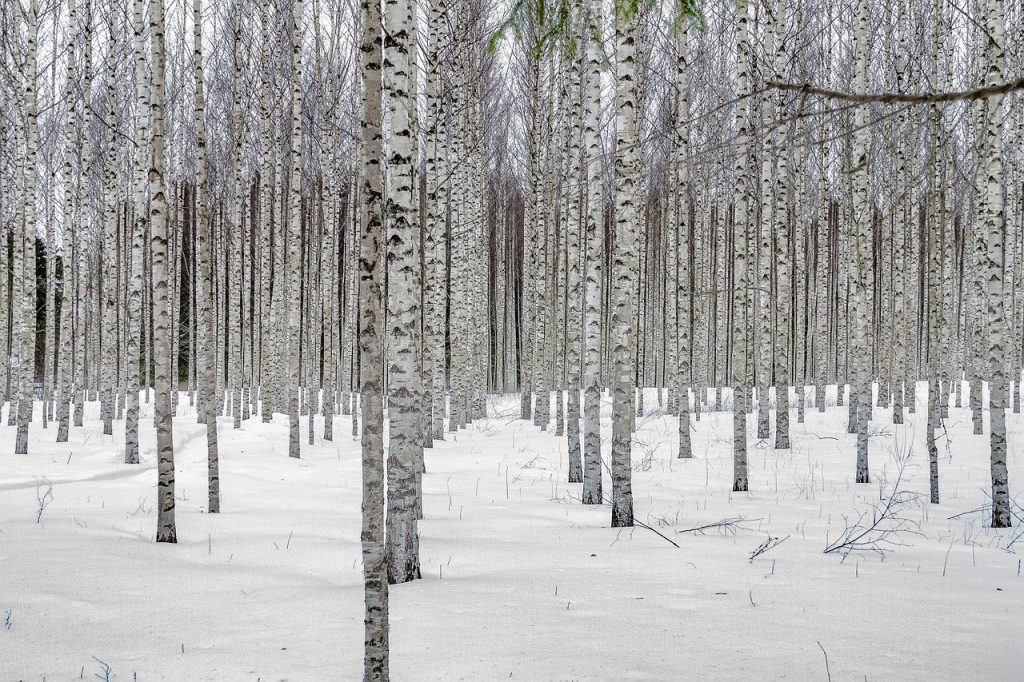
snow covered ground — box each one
[1,387,1022,681]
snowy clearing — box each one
[1,388,1021,680]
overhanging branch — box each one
[766,75,1024,104]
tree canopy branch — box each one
[766,75,1024,104]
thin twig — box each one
[634,519,680,548]
[817,641,832,682]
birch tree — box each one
[359,0,389,667]
[383,0,422,583]
[194,0,219,512]
[731,0,751,492]
[13,0,39,456]
[609,2,639,528]
[286,0,303,460]
[149,0,175,544]
[977,0,1011,528]
[580,0,604,505]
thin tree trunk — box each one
[609,8,639,528]
[359,0,389,667]
[732,0,751,492]
[150,0,176,544]
[286,0,304,459]
[978,0,1010,528]
[125,0,148,464]
[383,0,422,584]
[580,0,603,505]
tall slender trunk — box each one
[580,0,603,505]
[286,0,304,459]
[150,0,176,544]
[851,0,872,484]
[771,1,791,450]
[100,8,118,437]
[731,0,751,492]
[978,0,1010,528]
[125,0,148,464]
[674,23,693,460]
[610,7,639,528]
[425,0,448,442]
[194,0,219,512]
[230,16,244,431]
[755,4,775,442]
[15,0,40,455]
[73,0,93,429]
[383,0,422,584]
[565,29,584,482]
[56,0,78,443]
[359,0,389,668]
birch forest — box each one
[2,0,1023,678]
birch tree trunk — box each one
[850,0,872,484]
[731,0,751,492]
[565,33,584,481]
[72,0,93,429]
[257,2,274,424]
[150,0,176,544]
[580,0,603,505]
[771,0,791,450]
[15,0,40,455]
[425,0,447,443]
[977,0,1011,528]
[56,0,78,444]
[229,15,245,431]
[610,7,639,528]
[194,0,219,512]
[383,0,421,584]
[125,0,148,464]
[100,9,118,437]
[755,4,775,443]
[674,21,693,460]
[286,0,304,459]
[359,0,389,667]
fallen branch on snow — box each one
[676,517,750,536]
[824,461,922,560]
[749,534,789,563]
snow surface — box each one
[1,386,1022,680]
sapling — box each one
[91,656,112,682]
[35,477,54,523]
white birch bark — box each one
[99,9,118,437]
[56,0,78,443]
[383,0,421,583]
[610,6,639,528]
[580,0,603,505]
[14,0,40,455]
[850,0,872,484]
[125,0,148,464]
[150,0,176,543]
[565,22,584,482]
[731,0,751,492]
[977,0,1011,528]
[359,0,389,669]
[257,1,274,424]
[425,0,448,442]
[193,0,219,511]
[674,21,692,460]
[771,2,791,450]
[286,0,304,459]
